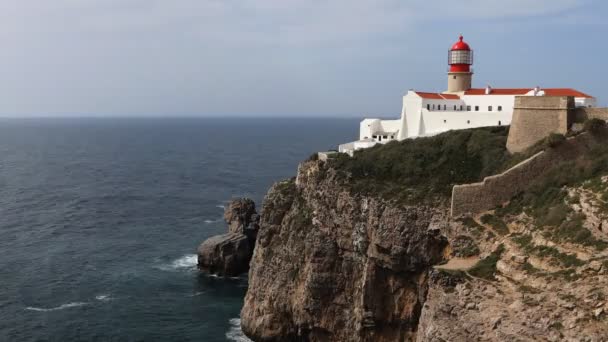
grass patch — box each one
[511,233,584,267]
[522,262,541,274]
[512,234,533,250]
[549,269,580,281]
[330,126,510,204]
[533,245,584,267]
[550,213,608,251]
[549,321,564,330]
[519,285,541,294]
[459,217,485,238]
[469,244,505,280]
[480,214,509,235]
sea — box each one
[0,117,358,341]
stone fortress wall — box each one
[505,96,572,153]
[506,96,608,153]
[451,133,597,217]
[451,96,608,217]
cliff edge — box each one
[241,125,608,341]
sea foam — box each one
[225,318,252,342]
[25,302,89,312]
[157,254,198,271]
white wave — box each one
[25,302,89,312]
[189,291,206,297]
[95,294,112,302]
[226,318,252,342]
[216,204,226,210]
[204,219,221,224]
[157,254,198,271]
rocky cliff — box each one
[241,127,608,341]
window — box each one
[391,135,394,139]
[498,106,502,111]
[453,105,456,110]
[453,75,457,79]
[372,135,377,139]
[432,104,435,110]
[467,105,471,111]
[383,135,388,139]
[488,106,493,111]
[467,120,470,124]
[498,121,502,126]
[475,106,479,111]
[443,120,447,123]
[427,104,430,110]
[460,105,463,111]
[443,105,446,110]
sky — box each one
[0,0,606,117]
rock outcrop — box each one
[197,198,260,277]
[241,163,448,341]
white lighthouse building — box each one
[338,36,597,155]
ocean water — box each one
[0,117,358,341]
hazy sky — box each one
[0,0,606,117]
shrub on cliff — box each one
[583,118,608,136]
[330,126,510,203]
[546,133,566,148]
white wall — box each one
[460,95,516,115]
[420,110,512,136]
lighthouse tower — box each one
[446,35,474,93]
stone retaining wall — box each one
[573,107,608,123]
[451,134,595,217]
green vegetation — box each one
[459,217,485,238]
[511,233,584,267]
[330,126,510,203]
[480,214,509,235]
[546,133,566,148]
[469,244,505,280]
[522,262,541,275]
[453,235,480,257]
[519,285,541,294]
[550,213,608,251]
[584,118,608,136]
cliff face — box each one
[241,161,449,341]
[242,128,608,341]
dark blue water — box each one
[0,118,358,341]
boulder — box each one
[197,233,252,277]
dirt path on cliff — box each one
[434,257,480,271]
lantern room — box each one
[448,35,474,72]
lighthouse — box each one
[337,34,597,156]
[446,35,474,93]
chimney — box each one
[485,85,492,95]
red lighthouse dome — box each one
[448,35,473,72]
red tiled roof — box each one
[415,92,460,100]
[465,88,529,95]
[464,88,593,98]
[543,88,593,98]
